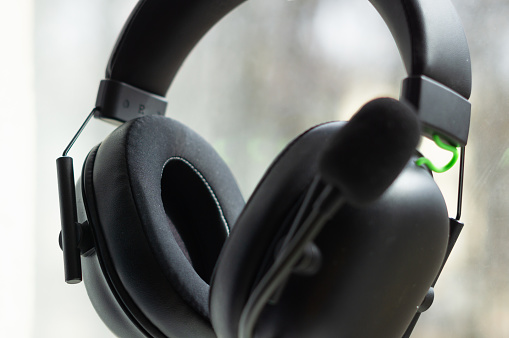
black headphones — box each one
[56,0,472,337]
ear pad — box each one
[210,121,346,337]
[82,115,244,337]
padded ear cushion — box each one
[83,115,244,337]
[209,121,346,338]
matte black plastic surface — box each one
[106,0,246,96]
[402,76,471,146]
[56,156,82,284]
[253,160,449,338]
[371,0,472,99]
[210,121,449,338]
[95,79,168,123]
[104,0,471,98]
[403,218,465,337]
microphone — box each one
[319,97,421,206]
[238,98,421,338]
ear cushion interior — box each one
[84,115,244,337]
[209,121,346,338]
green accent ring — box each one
[416,134,460,173]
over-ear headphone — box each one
[56,0,472,337]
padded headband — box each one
[106,0,471,98]
[96,0,472,145]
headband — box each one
[95,0,472,145]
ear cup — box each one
[209,121,346,338]
[247,158,449,338]
[81,115,244,337]
[210,121,449,338]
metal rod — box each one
[62,108,98,156]
[456,147,465,220]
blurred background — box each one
[0,0,506,336]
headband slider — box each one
[95,79,168,123]
[401,76,471,147]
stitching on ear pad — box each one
[80,146,152,338]
[161,155,231,284]
[209,121,346,338]
[88,115,244,337]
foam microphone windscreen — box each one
[319,98,421,206]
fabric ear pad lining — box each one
[85,115,244,337]
[162,157,230,284]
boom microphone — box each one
[319,97,421,205]
[239,98,421,338]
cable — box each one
[416,134,459,173]
[238,185,344,338]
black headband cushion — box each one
[84,115,244,337]
[107,0,471,99]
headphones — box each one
[56,0,472,337]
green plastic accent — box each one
[416,134,460,173]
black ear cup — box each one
[209,121,346,337]
[246,159,449,338]
[210,122,449,338]
[80,115,244,337]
